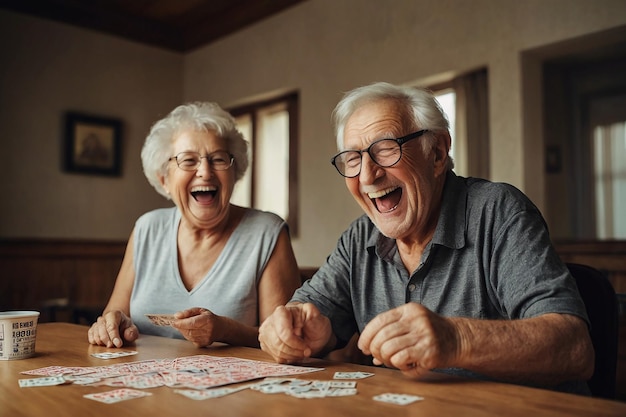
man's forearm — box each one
[450,313,594,386]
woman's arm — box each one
[257,227,302,322]
[87,230,138,347]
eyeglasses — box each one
[169,151,234,172]
[330,130,428,178]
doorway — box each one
[539,32,626,240]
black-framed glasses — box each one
[330,130,428,178]
[169,151,234,172]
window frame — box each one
[229,92,299,236]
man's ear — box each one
[433,131,451,173]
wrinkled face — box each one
[160,129,235,230]
[342,99,447,241]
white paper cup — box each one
[0,311,40,360]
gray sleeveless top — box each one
[130,207,285,339]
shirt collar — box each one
[432,170,467,250]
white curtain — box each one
[594,122,626,238]
[453,69,490,179]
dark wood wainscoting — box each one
[0,239,126,323]
[555,240,626,294]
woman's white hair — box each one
[331,82,454,170]
[141,102,249,199]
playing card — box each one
[18,376,68,388]
[21,365,86,376]
[121,372,165,389]
[145,314,176,326]
[91,351,138,359]
[251,377,292,387]
[83,388,152,404]
[288,389,327,398]
[64,375,102,385]
[328,380,356,388]
[254,383,290,394]
[174,387,234,399]
[333,371,374,379]
[325,388,358,397]
[287,383,315,395]
[175,388,228,399]
[373,392,424,405]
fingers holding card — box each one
[145,314,176,326]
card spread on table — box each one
[145,313,176,326]
[84,388,152,404]
[19,355,419,404]
[19,376,68,388]
[373,392,424,405]
[23,355,322,391]
[246,377,358,399]
[91,350,138,359]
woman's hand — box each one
[88,310,139,348]
[172,307,222,347]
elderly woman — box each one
[88,102,301,349]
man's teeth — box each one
[367,186,397,199]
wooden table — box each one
[2,323,625,417]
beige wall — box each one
[0,10,181,240]
[2,0,626,267]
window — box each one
[540,42,626,240]
[428,69,489,179]
[593,121,626,239]
[433,88,457,162]
[229,93,299,235]
[430,80,462,175]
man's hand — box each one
[259,303,334,363]
[88,310,138,348]
[357,303,459,377]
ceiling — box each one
[0,0,307,52]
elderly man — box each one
[258,82,594,394]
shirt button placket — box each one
[406,281,420,302]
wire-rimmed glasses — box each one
[169,151,234,172]
[330,130,428,178]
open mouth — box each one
[191,186,218,204]
[368,186,402,213]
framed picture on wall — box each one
[64,112,122,176]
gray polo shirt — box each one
[292,171,589,392]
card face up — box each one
[373,392,424,405]
[91,351,138,359]
[84,388,152,404]
[18,376,67,388]
[333,371,374,379]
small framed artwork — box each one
[64,112,122,176]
